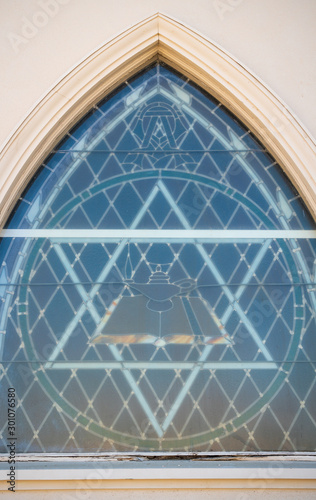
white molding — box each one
[12,468,316,482]
[1,229,316,239]
[0,13,315,227]
[1,462,316,491]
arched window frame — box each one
[0,13,315,494]
[0,14,315,226]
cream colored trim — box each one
[1,463,316,492]
[0,13,315,226]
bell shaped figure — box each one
[91,266,232,347]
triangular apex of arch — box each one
[0,13,315,227]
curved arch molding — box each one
[0,13,315,226]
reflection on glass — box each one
[0,64,315,453]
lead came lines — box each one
[1,66,315,449]
[43,181,279,436]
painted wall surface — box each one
[1,484,316,500]
[0,0,315,149]
[0,0,315,496]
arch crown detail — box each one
[0,13,315,226]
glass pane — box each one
[1,64,316,453]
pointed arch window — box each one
[1,64,316,454]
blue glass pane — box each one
[0,64,315,454]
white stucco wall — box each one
[0,0,315,149]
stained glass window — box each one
[1,64,316,453]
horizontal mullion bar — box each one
[44,361,277,370]
[1,282,315,287]
[2,360,315,365]
[46,238,271,244]
[1,361,279,369]
[51,149,266,154]
[1,229,316,239]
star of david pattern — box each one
[0,64,316,453]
